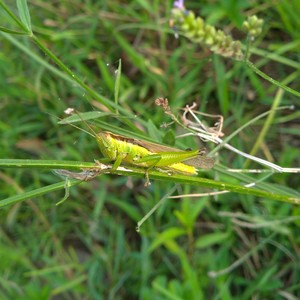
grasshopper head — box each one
[96,131,117,160]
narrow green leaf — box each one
[214,55,229,115]
[114,59,122,114]
[96,58,115,92]
[0,159,299,205]
[0,180,80,208]
[0,32,74,84]
[17,0,32,33]
[0,0,30,34]
[247,61,300,98]
[58,111,113,124]
[0,159,96,169]
[108,198,141,222]
[149,227,186,252]
[52,275,87,295]
[0,26,29,35]
[112,29,147,73]
[189,198,209,224]
[162,130,176,146]
[152,278,183,300]
[147,119,162,142]
[195,232,230,249]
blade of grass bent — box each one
[0,159,299,205]
[0,180,81,208]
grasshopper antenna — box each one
[52,111,95,138]
[64,107,98,138]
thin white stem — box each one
[179,104,300,174]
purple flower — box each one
[173,0,185,9]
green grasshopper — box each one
[65,109,214,185]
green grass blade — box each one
[0,180,80,208]
[114,59,122,114]
[17,0,32,33]
[58,111,114,124]
[246,60,300,98]
[0,159,96,170]
[0,0,30,34]
[0,26,29,35]
[0,32,74,84]
[0,159,298,206]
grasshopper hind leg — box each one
[135,155,163,187]
[144,171,151,187]
[144,167,174,187]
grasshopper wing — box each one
[183,154,215,169]
[134,139,183,153]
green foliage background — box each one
[0,0,300,299]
